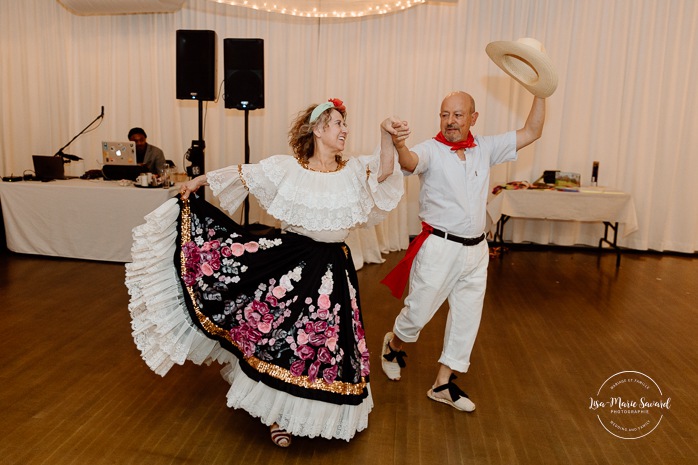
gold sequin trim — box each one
[179,200,366,396]
[365,166,371,180]
[238,164,249,190]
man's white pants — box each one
[392,234,489,373]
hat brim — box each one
[486,40,558,98]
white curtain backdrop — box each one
[1,0,697,254]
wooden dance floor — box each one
[1,246,697,464]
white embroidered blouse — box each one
[206,152,403,243]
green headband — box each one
[309,101,335,124]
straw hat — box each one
[485,38,558,98]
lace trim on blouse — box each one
[208,153,403,232]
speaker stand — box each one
[185,101,206,182]
[243,109,250,226]
[198,100,205,174]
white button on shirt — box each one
[409,131,517,238]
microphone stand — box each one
[243,108,250,226]
[55,106,104,162]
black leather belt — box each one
[431,228,485,246]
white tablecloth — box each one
[0,179,411,267]
[487,188,638,245]
[0,179,178,262]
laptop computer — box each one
[102,141,137,165]
[32,155,66,181]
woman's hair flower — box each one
[328,98,345,112]
[309,98,346,124]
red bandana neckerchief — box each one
[434,131,477,151]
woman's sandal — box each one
[270,423,292,447]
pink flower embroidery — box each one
[297,344,315,360]
[313,321,328,333]
[242,340,255,357]
[297,329,309,345]
[358,339,367,354]
[272,286,286,298]
[325,326,338,339]
[309,332,327,347]
[250,300,269,314]
[265,294,278,307]
[248,314,261,329]
[325,336,337,352]
[258,321,272,334]
[290,360,306,377]
[317,294,331,310]
[247,328,262,344]
[317,347,332,364]
[307,360,322,382]
[200,263,213,276]
[360,356,370,377]
[244,241,259,253]
[230,243,245,256]
[323,365,339,384]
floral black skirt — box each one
[175,195,370,406]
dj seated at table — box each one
[128,127,166,174]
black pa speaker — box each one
[176,30,217,101]
[224,38,264,110]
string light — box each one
[211,0,427,17]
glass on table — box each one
[159,167,171,188]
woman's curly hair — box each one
[288,102,347,162]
